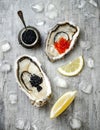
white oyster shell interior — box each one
[15,55,51,107]
[45,22,80,62]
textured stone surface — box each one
[0,0,100,130]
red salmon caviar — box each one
[54,37,71,54]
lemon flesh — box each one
[58,56,84,76]
[50,91,77,119]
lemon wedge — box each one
[58,56,84,76]
[50,91,77,119]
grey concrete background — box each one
[0,0,100,130]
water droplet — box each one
[31,3,44,13]
[87,57,94,69]
[24,121,30,130]
[1,41,11,52]
[54,76,68,88]
[0,62,11,73]
[69,117,82,129]
[89,0,97,7]
[80,41,92,50]
[81,84,92,94]
[15,118,25,130]
[9,93,17,104]
[78,0,86,9]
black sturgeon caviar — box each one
[22,30,36,44]
[30,74,43,92]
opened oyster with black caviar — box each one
[15,55,51,107]
[45,21,80,62]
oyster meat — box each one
[45,21,80,62]
[15,55,51,107]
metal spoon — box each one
[17,10,27,30]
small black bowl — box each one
[18,26,40,49]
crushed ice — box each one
[47,4,55,11]
[1,41,11,52]
[69,117,82,129]
[80,41,92,50]
[78,0,86,9]
[46,11,58,19]
[35,20,45,26]
[9,93,17,104]
[31,124,38,130]
[87,57,94,69]
[0,62,11,73]
[46,3,58,19]
[15,118,25,130]
[89,0,97,7]
[79,81,93,94]
[54,76,68,88]
[31,3,44,13]
[81,84,93,94]
[24,121,30,130]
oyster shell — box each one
[45,21,80,62]
[15,55,51,107]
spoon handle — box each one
[17,10,27,29]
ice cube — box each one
[47,4,55,11]
[0,62,11,73]
[46,4,58,20]
[0,62,11,72]
[54,76,68,88]
[31,124,38,130]
[15,118,25,130]
[31,3,44,13]
[87,57,94,69]
[69,117,82,129]
[46,11,58,19]
[24,121,30,130]
[9,93,17,104]
[1,42,11,52]
[80,41,92,50]
[79,81,92,94]
[81,84,93,94]
[35,20,45,26]
[89,0,97,7]
[78,0,86,9]
[79,81,85,89]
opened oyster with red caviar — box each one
[15,55,51,107]
[45,21,80,62]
